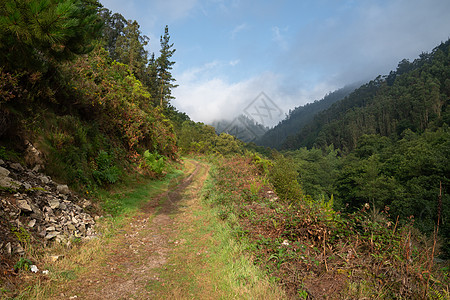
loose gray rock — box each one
[0,166,10,177]
[10,163,24,171]
[5,242,11,255]
[57,184,70,195]
[32,164,43,172]
[0,177,14,188]
[48,199,60,209]
[81,199,92,208]
[45,231,59,240]
[28,219,36,228]
[17,200,32,212]
[15,244,25,255]
[0,158,97,249]
[24,140,44,168]
[39,175,50,184]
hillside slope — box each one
[256,84,357,149]
[282,39,450,152]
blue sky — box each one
[100,0,450,126]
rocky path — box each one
[52,159,209,299]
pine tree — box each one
[0,0,102,72]
[144,52,159,104]
[156,25,178,108]
[114,20,149,81]
[98,8,127,60]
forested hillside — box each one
[256,84,357,149]
[282,40,450,152]
[212,114,268,143]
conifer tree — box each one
[98,8,127,60]
[115,20,149,81]
[156,25,178,108]
[144,53,159,103]
[0,0,102,72]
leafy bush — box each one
[269,155,303,203]
[63,47,178,158]
[92,150,121,184]
[141,150,165,174]
[251,153,273,175]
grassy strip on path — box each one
[148,159,285,299]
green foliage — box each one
[141,150,165,174]
[286,145,339,201]
[14,258,32,271]
[98,8,126,60]
[0,146,20,161]
[251,153,273,175]
[114,20,149,81]
[269,155,303,203]
[63,46,178,157]
[92,150,121,185]
[40,113,113,190]
[0,68,23,105]
[215,133,244,156]
[258,84,357,149]
[178,120,216,154]
[0,0,102,72]
[11,226,31,244]
[207,155,449,299]
[155,25,178,108]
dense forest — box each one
[255,84,358,149]
[0,1,448,298]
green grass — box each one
[97,167,185,217]
[150,169,285,299]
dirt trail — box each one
[52,160,208,299]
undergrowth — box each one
[206,155,450,299]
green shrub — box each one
[269,155,303,202]
[92,150,121,184]
[251,153,273,175]
[141,150,165,174]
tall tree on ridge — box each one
[115,20,149,81]
[156,25,177,108]
[98,8,127,61]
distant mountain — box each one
[255,84,358,149]
[211,114,268,143]
[282,39,450,152]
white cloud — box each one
[272,26,289,51]
[231,23,248,39]
[284,0,450,88]
[173,64,336,126]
